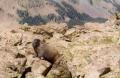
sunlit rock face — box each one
[0,0,120,26]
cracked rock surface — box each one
[0,20,120,78]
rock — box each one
[5,56,27,78]
[98,67,111,77]
[84,67,111,78]
[26,72,34,78]
[15,53,25,58]
[67,62,78,78]
[84,70,100,78]
[46,56,72,78]
[39,23,68,34]
[14,57,27,73]
[64,28,80,38]
[84,22,105,31]
[2,33,23,46]
[20,67,32,78]
[52,32,63,39]
[115,13,120,20]
[20,26,31,32]
[26,55,38,66]
[20,23,68,39]
[64,28,76,36]
[82,47,120,78]
[113,13,120,26]
[0,71,11,78]
[32,59,51,78]
[115,20,120,26]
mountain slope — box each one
[0,0,120,26]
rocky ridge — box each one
[0,16,120,78]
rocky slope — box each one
[0,0,120,26]
[0,16,120,78]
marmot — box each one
[32,39,61,76]
[32,39,60,64]
[32,39,72,78]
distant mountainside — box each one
[0,0,120,26]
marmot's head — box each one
[32,39,41,49]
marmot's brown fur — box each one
[32,39,60,64]
[32,39,61,76]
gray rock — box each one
[32,59,51,78]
